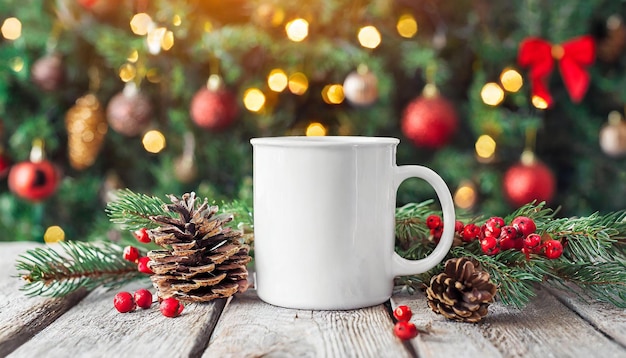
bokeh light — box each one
[44,225,65,244]
[142,130,166,153]
[267,69,288,92]
[454,182,477,209]
[288,72,309,95]
[130,13,153,35]
[480,82,505,106]
[475,134,496,160]
[358,25,382,49]
[306,122,327,136]
[321,84,344,104]
[1,17,22,40]
[531,95,549,109]
[243,88,266,112]
[285,18,309,42]
[499,68,523,92]
[396,14,418,38]
[119,63,136,82]
[10,57,24,72]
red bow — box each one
[517,35,595,108]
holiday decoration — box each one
[401,88,459,149]
[190,76,238,131]
[31,53,65,92]
[0,149,11,179]
[113,291,136,313]
[65,93,108,170]
[77,0,123,17]
[425,257,497,323]
[597,15,626,63]
[8,140,59,202]
[503,152,556,207]
[146,193,251,302]
[343,65,379,106]
[106,84,152,137]
[518,35,596,107]
[599,111,626,157]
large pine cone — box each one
[147,192,251,302]
[425,257,497,323]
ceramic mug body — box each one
[251,136,455,310]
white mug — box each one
[251,136,455,310]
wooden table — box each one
[2,242,625,358]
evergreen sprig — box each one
[15,241,145,297]
[105,189,172,231]
[395,201,626,308]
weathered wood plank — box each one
[0,242,87,356]
[205,290,411,358]
[391,291,502,358]
[546,286,626,347]
[392,288,626,358]
[8,279,226,358]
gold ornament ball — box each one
[599,117,626,157]
[66,94,107,170]
[343,69,379,106]
[106,90,152,137]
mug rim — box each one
[250,136,400,146]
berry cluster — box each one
[113,289,184,318]
[426,215,563,260]
[392,305,419,340]
[121,228,155,275]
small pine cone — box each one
[147,192,251,303]
[425,257,497,323]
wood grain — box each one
[0,242,87,356]
[205,290,411,358]
[547,286,626,347]
[393,287,626,358]
[7,279,227,358]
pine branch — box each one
[15,241,145,297]
[105,189,172,231]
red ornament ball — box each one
[503,158,556,208]
[107,89,152,137]
[31,54,65,92]
[0,152,11,179]
[190,87,238,131]
[343,69,379,106]
[8,160,59,202]
[401,94,458,149]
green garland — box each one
[15,190,626,308]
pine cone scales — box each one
[425,257,497,323]
[147,192,251,302]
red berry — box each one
[426,215,442,230]
[122,246,140,262]
[543,240,563,259]
[498,237,516,251]
[137,256,154,274]
[511,216,537,238]
[454,221,465,233]
[113,292,136,313]
[480,236,500,255]
[523,233,542,251]
[134,289,153,309]
[430,226,443,243]
[486,216,505,229]
[133,228,151,243]
[393,305,413,322]
[160,297,184,318]
[394,321,419,340]
[462,223,481,242]
[498,225,519,251]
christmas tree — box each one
[1,0,625,242]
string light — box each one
[531,95,549,109]
[267,69,288,92]
[44,225,65,244]
[306,122,327,136]
[119,63,136,82]
[243,88,266,112]
[142,130,166,153]
[172,14,182,27]
[480,82,505,106]
[1,17,22,40]
[396,14,418,38]
[321,84,344,104]
[454,182,477,209]
[285,18,309,42]
[358,26,381,49]
[130,13,153,36]
[475,134,496,160]
[161,30,174,51]
[499,68,523,92]
[288,72,309,95]
[127,50,139,63]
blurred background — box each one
[0,0,625,242]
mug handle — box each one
[391,165,456,277]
